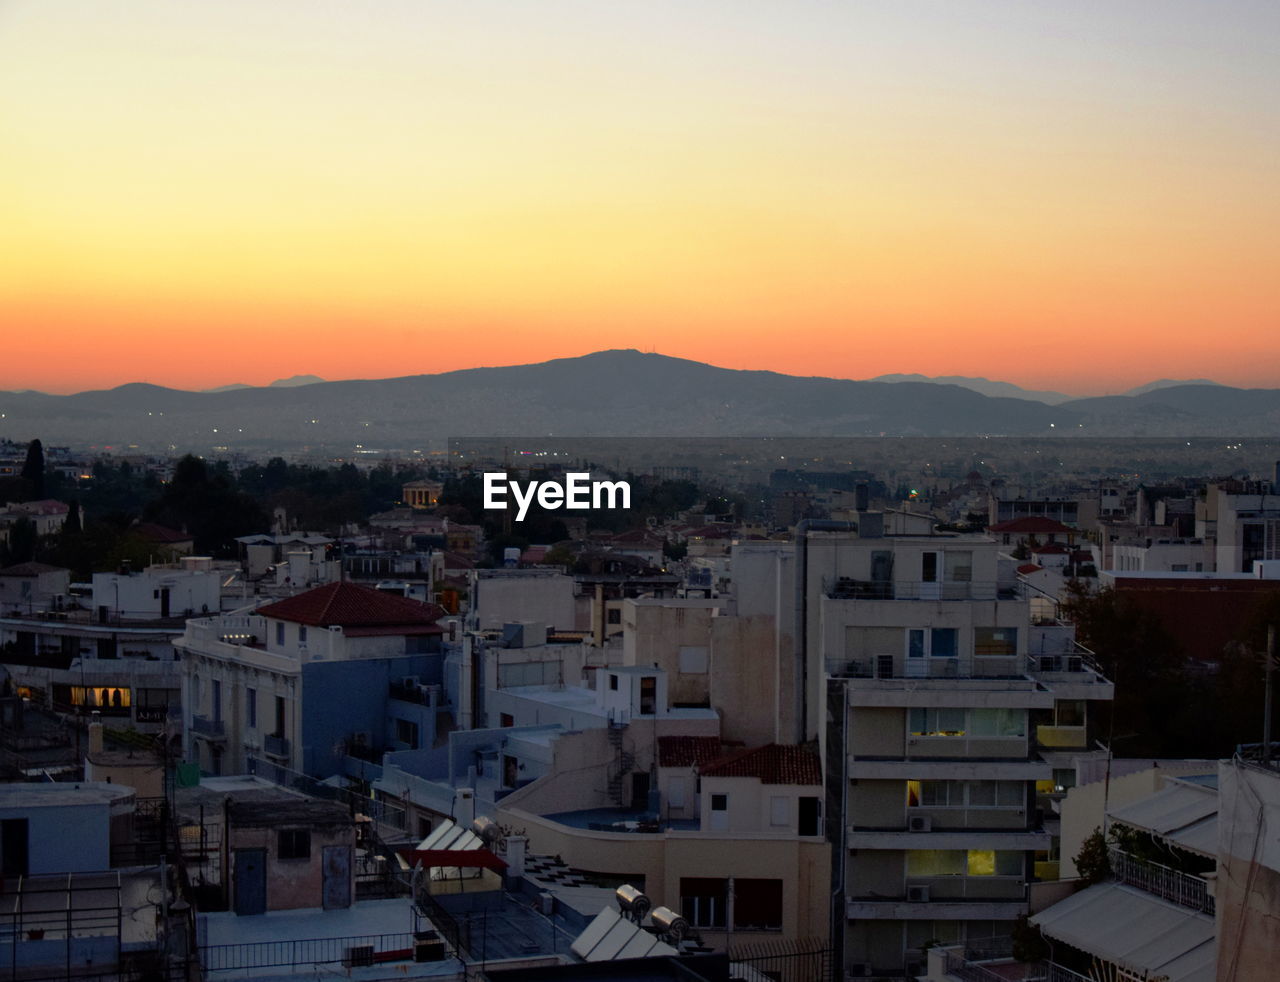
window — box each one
[710,793,728,831]
[680,878,726,928]
[609,674,618,691]
[639,676,656,715]
[944,550,973,582]
[909,781,1023,808]
[499,713,514,728]
[606,608,621,625]
[275,622,285,646]
[966,851,1023,876]
[770,796,789,827]
[274,695,286,738]
[922,552,938,583]
[298,625,307,645]
[212,680,222,723]
[396,718,419,749]
[930,628,958,658]
[969,708,1025,737]
[278,829,310,860]
[974,627,1017,657]
[909,708,966,736]
[734,879,783,930]
[908,850,1021,877]
[1054,700,1085,726]
[678,646,709,674]
[245,687,256,729]
[908,629,925,660]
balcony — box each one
[1108,848,1214,914]
[846,826,1051,851]
[263,733,291,759]
[826,578,1014,602]
[191,715,225,740]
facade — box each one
[806,521,1113,978]
[176,581,446,777]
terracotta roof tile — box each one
[657,736,723,768]
[698,744,821,786]
[257,581,445,629]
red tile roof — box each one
[257,581,445,629]
[133,522,192,544]
[699,744,822,786]
[987,517,1073,534]
[658,736,723,768]
[1032,542,1069,554]
[1017,563,1043,575]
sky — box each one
[2,1,1277,396]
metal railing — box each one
[1108,848,1215,914]
[190,715,224,738]
[200,932,416,972]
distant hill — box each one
[270,374,326,388]
[868,373,1073,405]
[1124,378,1223,397]
[0,351,1275,451]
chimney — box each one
[453,787,476,826]
[88,721,104,755]
[504,835,526,877]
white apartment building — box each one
[801,520,1113,979]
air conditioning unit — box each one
[846,964,872,979]
[906,885,930,903]
[908,815,931,832]
[401,675,418,688]
[344,945,375,967]
[875,655,894,679]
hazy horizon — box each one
[0,349,1245,400]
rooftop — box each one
[699,744,821,786]
[657,735,723,769]
[257,581,445,629]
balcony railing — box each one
[1108,848,1215,914]
[826,578,1015,601]
[191,715,225,739]
[263,733,290,759]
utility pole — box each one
[1265,624,1275,763]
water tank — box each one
[615,884,651,921]
[650,906,689,942]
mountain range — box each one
[0,351,1276,451]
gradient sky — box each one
[2,1,1277,395]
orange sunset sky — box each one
[2,1,1277,396]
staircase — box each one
[606,723,634,805]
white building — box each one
[803,519,1114,978]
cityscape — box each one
[3,2,1279,981]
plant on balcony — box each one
[1010,913,1049,962]
[1074,826,1111,886]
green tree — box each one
[1,517,37,565]
[20,439,45,500]
[1073,827,1111,886]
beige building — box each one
[804,521,1114,977]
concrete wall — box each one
[496,806,830,948]
[0,800,110,874]
[471,572,576,633]
[228,821,355,912]
[1216,759,1280,982]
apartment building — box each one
[801,519,1113,978]
[175,581,446,777]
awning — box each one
[1108,781,1217,857]
[1030,883,1215,982]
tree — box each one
[64,500,82,536]
[20,439,45,500]
[1073,827,1111,886]
[1,517,37,566]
